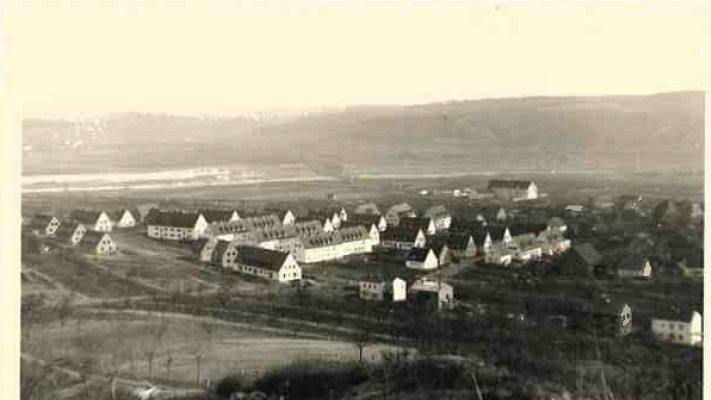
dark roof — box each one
[446,234,473,250]
[192,237,211,254]
[428,242,449,257]
[198,209,237,223]
[572,243,603,266]
[615,254,649,272]
[406,247,433,262]
[347,214,384,226]
[70,210,105,224]
[302,226,369,249]
[653,305,698,322]
[211,240,232,263]
[79,231,111,250]
[54,222,83,239]
[234,245,290,271]
[488,180,534,189]
[145,210,203,228]
[399,217,433,231]
[341,221,376,231]
[292,220,324,237]
[486,225,509,241]
[381,226,422,243]
[508,223,548,237]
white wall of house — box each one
[360,282,385,301]
[392,278,407,302]
[93,212,113,232]
[651,312,703,346]
[406,250,439,270]
[70,225,87,245]
[116,211,137,228]
[283,210,296,226]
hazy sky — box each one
[3,1,710,117]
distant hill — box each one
[22,91,704,176]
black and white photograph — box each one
[1,1,708,400]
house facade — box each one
[380,227,426,250]
[359,278,407,302]
[423,205,452,231]
[385,203,417,227]
[405,247,439,270]
[108,209,139,228]
[447,234,477,258]
[488,180,538,201]
[399,217,436,236]
[145,210,208,241]
[219,245,301,283]
[54,223,87,246]
[70,210,113,232]
[651,309,702,346]
[79,231,117,255]
[296,226,372,263]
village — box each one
[22,178,704,350]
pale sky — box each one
[3,1,710,117]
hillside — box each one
[22,91,704,176]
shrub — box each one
[252,360,369,400]
[214,374,246,399]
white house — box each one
[423,205,452,231]
[199,209,241,224]
[70,210,113,232]
[408,279,454,311]
[228,245,302,283]
[405,247,439,270]
[145,210,208,241]
[108,209,139,228]
[296,226,372,263]
[348,214,387,232]
[195,237,221,262]
[488,180,538,201]
[54,222,87,246]
[281,210,296,226]
[399,217,436,236]
[359,277,406,302]
[79,231,117,255]
[380,227,426,250]
[651,308,702,346]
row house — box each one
[340,221,380,247]
[308,210,341,230]
[107,208,141,228]
[399,217,436,236]
[250,227,304,255]
[347,213,387,232]
[359,277,407,302]
[325,206,348,223]
[380,227,426,250]
[79,230,117,255]
[422,205,452,231]
[487,179,538,201]
[214,243,302,283]
[385,203,417,227]
[292,220,326,238]
[651,307,702,346]
[145,210,208,241]
[204,214,283,240]
[296,226,372,264]
[198,209,241,224]
[405,247,439,270]
[70,210,113,232]
[261,207,297,226]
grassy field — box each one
[23,312,400,387]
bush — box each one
[214,375,246,399]
[252,360,370,400]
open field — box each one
[23,312,401,387]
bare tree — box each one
[188,343,205,388]
[352,328,372,362]
[56,294,74,328]
[165,350,174,382]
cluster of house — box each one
[25,208,140,255]
[419,180,540,202]
[359,277,455,311]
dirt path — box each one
[22,352,205,400]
